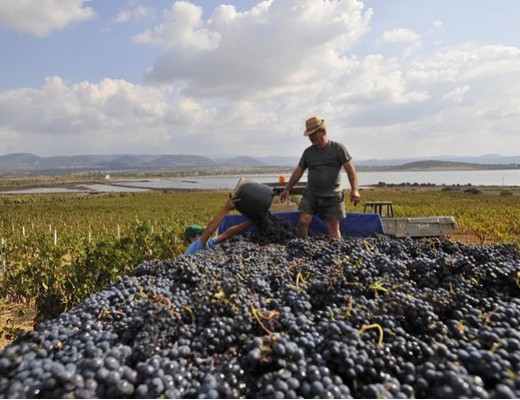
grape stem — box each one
[250,304,279,336]
[359,323,384,347]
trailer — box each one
[227,179,458,239]
[223,179,384,238]
[363,201,458,238]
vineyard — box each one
[0,187,519,348]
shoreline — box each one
[1,169,519,195]
[1,180,518,196]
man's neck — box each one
[314,138,330,149]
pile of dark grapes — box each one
[1,229,519,398]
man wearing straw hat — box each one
[280,116,361,239]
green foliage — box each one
[463,187,482,194]
[0,191,229,322]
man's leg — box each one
[320,193,345,239]
[325,219,341,239]
[297,213,313,238]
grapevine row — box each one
[0,189,518,333]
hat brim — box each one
[303,120,325,136]
[184,224,205,242]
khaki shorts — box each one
[298,191,346,221]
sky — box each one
[1,0,520,160]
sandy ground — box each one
[0,302,36,350]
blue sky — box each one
[1,0,519,160]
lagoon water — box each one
[1,183,150,195]
[2,187,84,195]
[2,169,518,195]
[358,169,519,187]
[113,169,520,190]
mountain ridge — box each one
[0,152,518,174]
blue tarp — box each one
[219,211,384,238]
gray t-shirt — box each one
[298,140,352,197]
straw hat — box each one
[303,116,326,136]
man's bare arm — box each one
[280,166,305,203]
[343,161,360,205]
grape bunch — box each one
[0,225,519,398]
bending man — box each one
[184,196,251,255]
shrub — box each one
[464,187,482,195]
[500,189,513,197]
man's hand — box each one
[350,189,361,206]
[224,196,241,211]
[280,188,290,203]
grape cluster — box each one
[0,223,519,398]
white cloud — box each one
[138,0,372,99]
[114,5,154,24]
[132,1,221,51]
[377,28,421,58]
[441,85,469,104]
[430,20,443,31]
[0,0,94,37]
[1,1,520,159]
[0,76,203,154]
[432,19,444,29]
[408,44,520,85]
[380,28,420,44]
[362,43,520,158]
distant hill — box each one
[221,156,266,167]
[356,154,520,167]
[360,159,520,171]
[0,153,42,169]
[96,154,157,169]
[0,153,218,173]
[257,156,300,167]
[397,160,475,170]
[0,153,116,171]
[0,153,518,174]
[144,155,216,169]
[393,160,506,170]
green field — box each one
[0,185,519,345]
